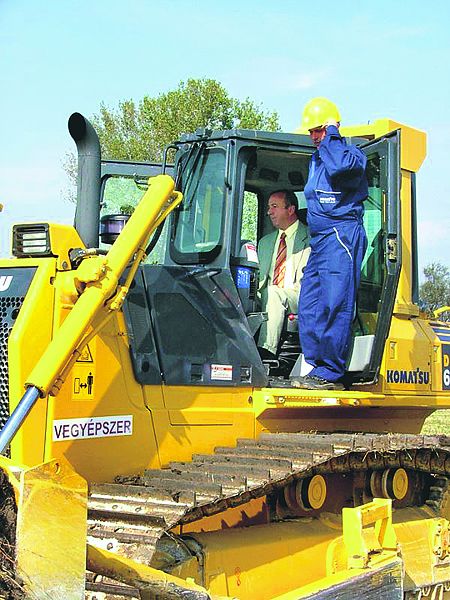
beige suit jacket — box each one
[258,220,310,307]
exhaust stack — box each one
[68,112,101,248]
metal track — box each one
[86,432,450,598]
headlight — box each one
[12,224,52,257]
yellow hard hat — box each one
[298,97,341,133]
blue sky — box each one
[0,0,449,278]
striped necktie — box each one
[273,232,286,287]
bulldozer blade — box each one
[0,456,88,599]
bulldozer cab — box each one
[99,127,403,389]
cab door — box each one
[349,131,401,383]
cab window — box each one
[170,148,226,264]
[357,153,384,333]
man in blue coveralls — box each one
[291,98,368,391]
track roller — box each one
[297,475,327,510]
[283,475,327,511]
[370,468,409,500]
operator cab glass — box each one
[100,163,172,264]
[170,148,226,264]
[239,147,310,243]
[358,154,384,331]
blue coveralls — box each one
[298,125,368,382]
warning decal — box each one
[76,345,93,363]
[211,364,233,381]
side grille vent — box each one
[0,266,37,438]
[0,295,24,429]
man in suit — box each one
[257,190,310,358]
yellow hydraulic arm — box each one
[0,174,182,452]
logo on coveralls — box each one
[386,368,430,385]
[443,345,450,390]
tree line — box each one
[63,77,279,196]
[420,263,450,321]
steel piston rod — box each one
[0,386,41,453]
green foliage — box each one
[92,78,279,162]
[241,191,258,244]
[64,78,279,204]
[120,203,135,216]
[421,409,450,434]
[101,177,144,215]
[420,262,450,321]
[234,98,280,131]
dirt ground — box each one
[0,470,24,600]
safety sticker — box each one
[244,243,258,264]
[211,364,233,381]
[76,345,93,363]
[74,372,94,395]
[53,415,133,442]
[235,267,251,289]
[72,341,95,400]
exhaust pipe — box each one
[68,112,101,248]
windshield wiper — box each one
[175,141,206,193]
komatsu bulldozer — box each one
[0,111,450,600]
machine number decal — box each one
[443,345,450,390]
[53,415,133,441]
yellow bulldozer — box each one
[0,111,449,599]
